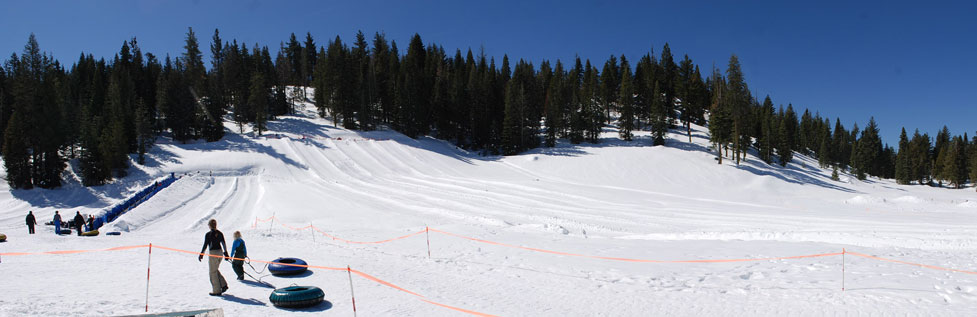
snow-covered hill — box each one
[1,96,975,316]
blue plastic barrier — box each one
[94,174,179,230]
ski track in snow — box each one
[2,96,976,316]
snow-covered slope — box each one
[1,96,975,316]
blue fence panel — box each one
[94,174,179,231]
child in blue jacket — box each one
[231,231,247,280]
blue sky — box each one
[2,0,975,145]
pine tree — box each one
[582,61,601,143]
[599,55,618,124]
[852,118,882,180]
[940,137,961,188]
[400,34,427,137]
[135,98,155,165]
[2,110,32,188]
[301,32,317,90]
[758,96,775,164]
[933,126,951,185]
[209,29,226,116]
[895,127,911,184]
[725,54,751,165]
[971,135,977,191]
[103,72,132,178]
[501,82,525,155]
[543,60,564,147]
[708,68,732,163]
[248,73,268,136]
[831,165,840,181]
[568,58,585,144]
[649,81,667,145]
[352,31,373,130]
[8,34,67,188]
[778,105,797,166]
[831,118,849,167]
[659,43,677,125]
[617,57,635,141]
[677,54,697,142]
[818,138,830,168]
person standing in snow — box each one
[230,231,247,280]
[87,215,94,232]
[199,219,229,296]
[53,211,62,235]
[73,211,84,235]
[26,211,37,234]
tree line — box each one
[1,29,974,190]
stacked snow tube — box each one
[268,258,308,276]
[106,232,122,236]
[269,286,324,308]
[81,230,99,237]
[0,233,6,242]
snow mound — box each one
[845,195,886,205]
[958,201,977,208]
[893,196,924,204]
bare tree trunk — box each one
[717,143,723,164]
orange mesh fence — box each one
[0,244,149,256]
[847,251,977,275]
[259,221,843,263]
[150,245,492,315]
[312,225,427,244]
[429,228,842,263]
[7,241,977,316]
[258,216,427,244]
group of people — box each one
[25,210,96,235]
[26,211,248,296]
[199,219,248,296]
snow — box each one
[1,93,976,316]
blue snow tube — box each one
[106,231,122,236]
[269,286,324,308]
[268,257,308,276]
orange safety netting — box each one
[312,226,427,244]
[259,216,427,244]
[847,251,977,275]
[6,238,977,316]
[0,244,149,256]
[429,228,843,263]
[150,245,492,316]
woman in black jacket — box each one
[199,219,229,296]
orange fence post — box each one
[425,226,431,258]
[146,243,152,312]
[347,265,358,317]
[842,248,846,292]
[268,212,275,233]
[310,223,315,243]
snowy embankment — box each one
[1,95,976,316]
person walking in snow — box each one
[230,231,247,280]
[199,219,229,296]
[26,211,37,234]
[73,211,85,236]
[53,211,62,235]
